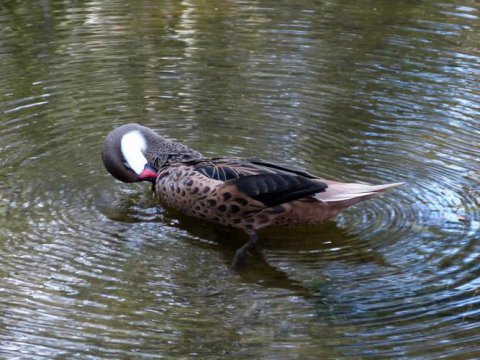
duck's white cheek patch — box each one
[121,131,148,175]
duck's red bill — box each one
[138,166,158,180]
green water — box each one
[0,1,479,358]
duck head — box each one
[102,123,160,183]
[102,123,203,183]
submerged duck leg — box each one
[232,230,260,270]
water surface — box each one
[0,0,479,358]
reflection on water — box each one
[0,0,479,358]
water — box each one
[0,0,479,358]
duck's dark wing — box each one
[192,159,253,181]
[190,157,317,181]
[188,158,327,207]
[229,173,327,207]
[247,158,318,179]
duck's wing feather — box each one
[228,173,327,207]
[193,159,254,181]
[187,158,327,207]
[247,158,318,179]
[189,157,317,181]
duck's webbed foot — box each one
[232,230,260,270]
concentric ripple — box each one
[1,0,480,359]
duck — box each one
[102,123,402,268]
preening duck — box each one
[102,123,402,268]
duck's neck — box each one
[146,138,203,169]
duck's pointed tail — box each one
[315,181,404,208]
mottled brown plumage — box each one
[102,123,402,268]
